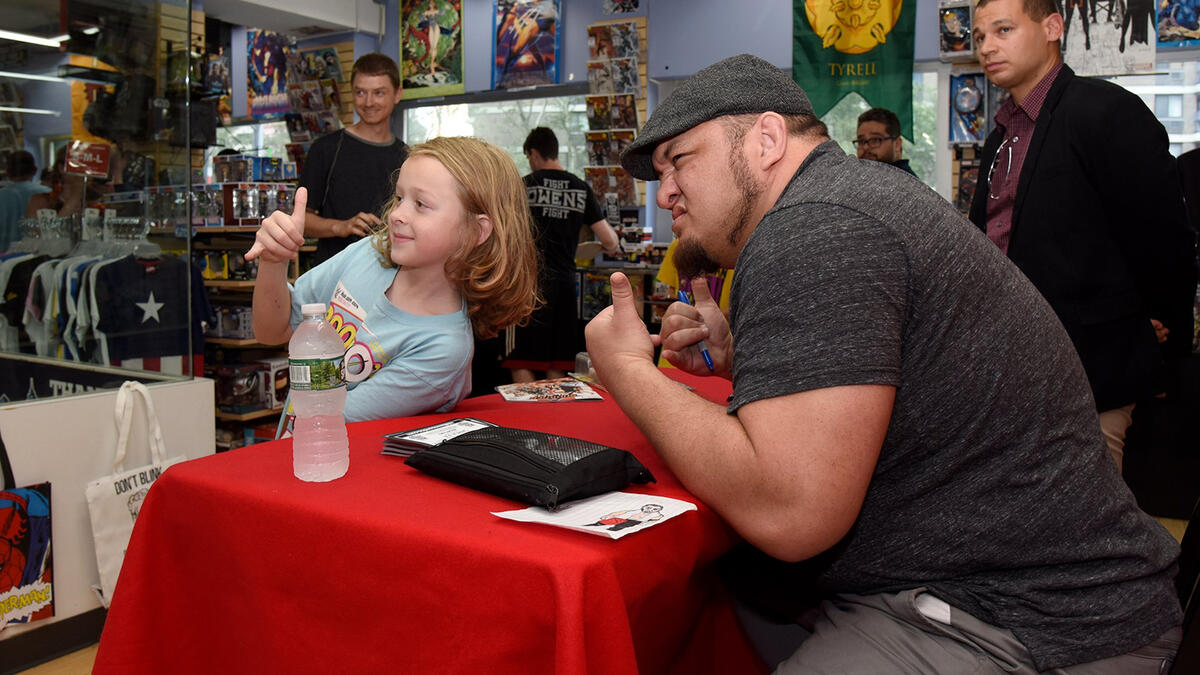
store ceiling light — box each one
[82,27,101,35]
[0,70,69,83]
[0,105,62,117]
[0,29,71,48]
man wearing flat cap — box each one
[585,53,1181,673]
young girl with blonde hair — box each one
[248,136,539,421]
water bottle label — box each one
[289,356,346,391]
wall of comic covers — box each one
[583,18,647,228]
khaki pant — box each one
[773,588,1180,674]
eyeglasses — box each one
[986,135,1018,200]
[852,135,897,149]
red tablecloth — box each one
[93,371,767,675]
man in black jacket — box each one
[969,0,1197,471]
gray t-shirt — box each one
[729,141,1180,670]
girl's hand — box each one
[246,187,308,264]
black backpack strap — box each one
[318,129,347,215]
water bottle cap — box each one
[301,303,326,316]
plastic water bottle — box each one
[289,303,349,482]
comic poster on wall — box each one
[493,0,561,89]
[1159,0,1200,48]
[602,0,638,13]
[1,482,54,630]
[587,131,610,166]
[307,47,344,81]
[587,60,613,94]
[588,24,614,59]
[611,57,640,94]
[402,0,465,100]
[586,95,612,130]
[949,72,987,144]
[247,29,293,119]
[609,130,634,165]
[1062,0,1155,74]
[611,93,638,129]
[610,21,639,58]
[938,3,974,61]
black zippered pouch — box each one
[403,427,655,510]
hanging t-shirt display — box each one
[90,255,212,375]
[0,255,49,353]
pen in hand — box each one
[676,289,715,372]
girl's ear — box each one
[474,213,494,246]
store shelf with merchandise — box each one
[577,241,670,327]
[191,220,310,451]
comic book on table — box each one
[381,418,497,457]
[495,378,603,402]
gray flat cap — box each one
[620,53,814,181]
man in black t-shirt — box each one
[300,53,408,263]
[504,127,618,382]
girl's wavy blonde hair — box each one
[371,136,540,338]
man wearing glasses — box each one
[969,0,1196,471]
[853,108,916,176]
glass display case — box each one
[0,0,210,403]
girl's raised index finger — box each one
[287,187,307,243]
[291,186,308,222]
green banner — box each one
[793,0,915,139]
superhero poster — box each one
[601,0,638,13]
[1159,0,1200,47]
[949,72,986,144]
[1,482,53,629]
[402,0,464,100]
[247,29,293,119]
[492,0,561,89]
[1061,0,1155,75]
[586,95,611,130]
[938,3,973,61]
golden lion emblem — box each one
[805,0,903,54]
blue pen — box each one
[676,289,715,372]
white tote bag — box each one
[85,381,186,607]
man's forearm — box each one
[590,219,621,253]
[603,359,888,562]
[302,211,344,239]
[602,361,759,522]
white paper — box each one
[492,491,697,539]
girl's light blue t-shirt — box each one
[289,237,473,422]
